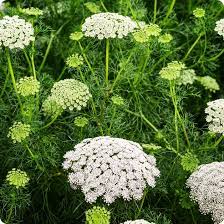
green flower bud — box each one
[66,54,84,68]
[158,33,173,44]
[193,8,205,18]
[86,206,110,224]
[19,7,43,16]
[111,95,125,106]
[74,116,89,128]
[70,32,83,41]
[84,2,101,13]
[196,76,220,92]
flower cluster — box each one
[74,116,89,128]
[215,19,224,39]
[16,76,40,97]
[8,122,31,143]
[159,61,186,80]
[177,69,197,85]
[133,23,161,43]
[63,136,160,204]
[66,54,84,68]
[186,162,224,224]
[0,16,34,49]
[193,8,205,18]
[0,0,5,10]
[85,206,110,224]
[121,220,154,224]
[205,99,224,134]
[196,76,220,92]
[111,95,125,106]
[6,168,30,189]
[82,12,137,39]
[181,152,199,172]
[43,79,91,114]
[158,33,173,44]
[19,7,43,16]
[70,32,83,41]
[219,0,224,5]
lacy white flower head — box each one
[63,136,160,204]
[197,76,220,92]
[6,168,30,189]
[121,220,155,224]
[205,99,224,134]
[219,0,224,5]
[43,79,91,113]
[220,220,224,224]
[7,122,31,143]
[0,0,5,10]
[82,12,137,39]
[16,76,40,97]
[0,219,5,224]
[186,161,224,224]
[215,18,224,39]
[0,16,35,49]
[177,69,197,85]
[159,61,186,81]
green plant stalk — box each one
[25,144,44,171]
[5,202,14,224]
[170,82,180,151]
[57,66,67,81]
[164,0,176,20]
[31,50,37,80]
[105,39,110,86]
[213,135,224,148]
[6,49,23,113]
[78,41,99,86]
[0,70,9,98]
[183,33,202,61]
[108,107,116,135]
[40,113,60,130]
[23,50,32,73]
[209,48,224,61]
[153,0,157,23]
[135,189,148,219]
[100,0,107,11]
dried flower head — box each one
[70,31,83,41]
[45,79,91,112]
[133,23,161,43]
[66,54,84,68]
[63,136,160,204]
[177,69,197,85]
[86,206,110,224]
[0,16,35,49]
[215,18,224,39]
[111,95,125,106]
[186,161,224,223]
[84,2,101,13]
[159,61,186,80]
[8,122,31,143]
[197,76,220,92]
[82,12,137,39]
[158,33,173,44]
[6,168,29,189]
[121,220,154,224]
[16,76,40,97]
[19,7,43,16]
[74,116,89,128]
[205,99,224,134]
[193,8,205,18]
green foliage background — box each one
[0,0,224,223]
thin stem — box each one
[0,70,9,98]
[183,33,202,61]
[105,39,110,86]
[213,135,224,148]
[23,50,32,73]
[100,0,107,11]
[31,52,37,80]
[40,113,59,130]
[153,0,157,23]
[135,189,148,219]
[57,66,67,81]
[6,49,23,113]
[38,33,54,74]
[164,0,176,20]
[209,48,224,61]
[6,203,14,224]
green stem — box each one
[209,48,224,61]
[6,204,14,224]
[23,50,32,73]
[40,113,59,130]
[105,39,110,86]
[38,33,54,74]
[170,82,180,151]
[183,33,202,61]
[213,135,224,148]
[164,0,176,20]
[31,53,37,80]
[108,107,116,135]
[153,0,157,23]
[6,49,23,113]
[0,70,9,98]
[100,0,107,11]
[135,189,148,219]
[57,66,67,81]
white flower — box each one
[63,136,160,204]
[215,18,224,39]
[205,99,224,134]
[0,0,5,10]
[82,12,137,39]
[186,161,224,224]
[0,16,35,49]
[219,0,224,5]
[0,218,5,224]
[220,220,224,224]
[121,220,154,224]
